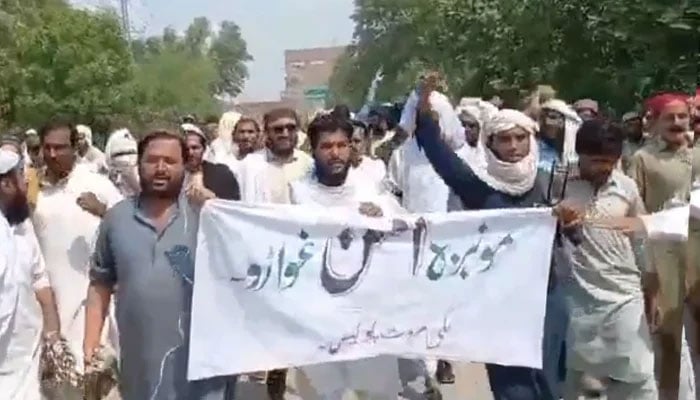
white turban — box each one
[456,104,483,126]
[541,99,582,164]
[484,109,538,139]
[470,109,539,196]
[105,129,137,160]
[181,123,204,137]
[209,111,242,157]
[0,149,20,174]
[77,124,93,146]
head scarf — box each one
[541,99,582,164]
[76,124,93,146]
[456,97,499,128]
[467,109,539,196]
[573,99,599,115]
[399,89,465,150]
[456,104,483,126]
[0,148,20,174]
[104,129,139,196]
[105,129,137,161]
[217,111,242,151]
[644,93,689,118]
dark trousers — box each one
[486,282,568,400]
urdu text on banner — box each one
[188,201,556,381]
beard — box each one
[139,175,184,199]
[314,158,349,186]
[4,192,30,226]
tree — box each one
[0,5,253,131]
[332,0,699,113]
[184,16,211,55]
[132,17,252,111]
[208,20,252,98]
[131,46,220,121]
[0,1,134,127]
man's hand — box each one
[553,202,584,229]
[643,272,660,332]
[358,202,383,218]
[417,71,440,120]
[187,184,216,206]
[77,192,107,217]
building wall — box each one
[235,46,347,122]
[281,46,346,108]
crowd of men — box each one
[0,77,699,400]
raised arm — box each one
[414,112,490,209]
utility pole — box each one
[119,0,131,46]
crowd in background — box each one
[0,77,700,400]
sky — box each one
[74,0,355,101]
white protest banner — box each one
[188,201,556,381]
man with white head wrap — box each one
[204,111,242,164]
[0,147,62,400]
[538,99,582,172]
[104,129,139,197]
[0,149,21,363]
[415,86,576,399]
[448,101,487,211]
[76,125,106,173]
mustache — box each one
[669,125,686,133]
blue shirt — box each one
[90,197,235,400]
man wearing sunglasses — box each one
[238,108,313,204]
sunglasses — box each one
[270,124,297,134]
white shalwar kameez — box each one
[388,89,464,214]
[347,156,386,193]
[289,174,403,400]
[0,221,49,400]
[562,171,658,400]
[238,149,313,204]
[31,163,123,399]
[0,213,20,367]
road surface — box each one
[234,363,494,399]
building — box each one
[235,45,347,123]
[281,46,347,110]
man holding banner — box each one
[289,113,405,399]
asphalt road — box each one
[234,363,494,400]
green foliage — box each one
[332,0,699,113]
[0,2,133,128]
[209,21,252,98]
[0,2,252,133]
[130,17,252,122]
[131,46,219,121]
